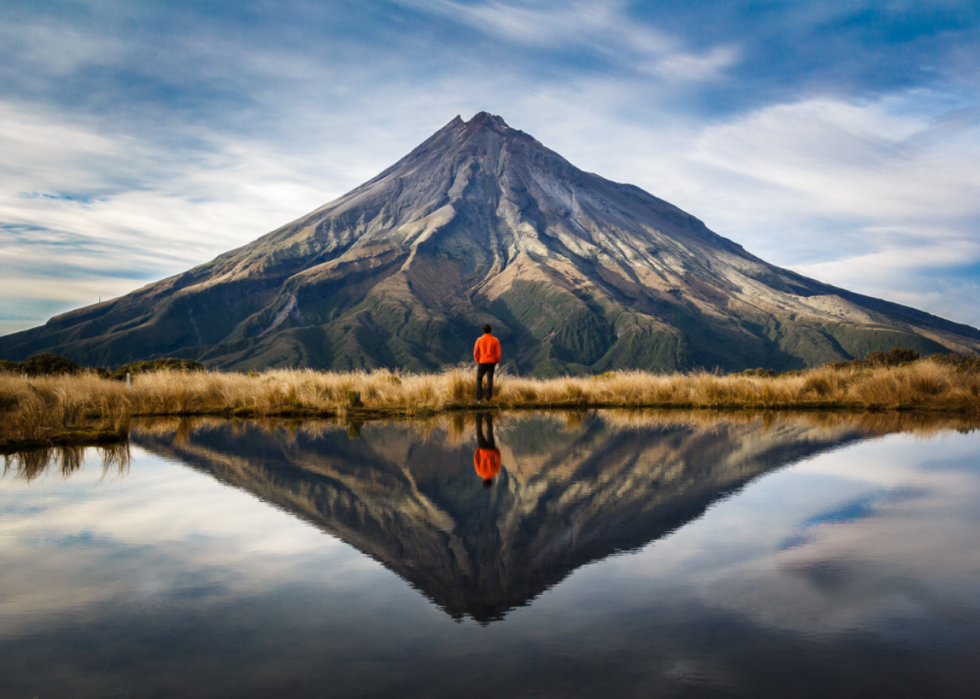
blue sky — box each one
[2,0,979,334]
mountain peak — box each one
[466,111,510,131]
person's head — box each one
[483,478,493,488]
[483,324,492,334]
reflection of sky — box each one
[2,430,979,696]
[0,447,378,636]
[554,433,980,638]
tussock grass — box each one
[2,358,980,450]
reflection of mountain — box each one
[134,414,868,622]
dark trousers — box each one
[476,363,496,400]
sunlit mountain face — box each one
[131,412,871,622]
[2,113,979,374]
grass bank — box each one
[2,355,979,451]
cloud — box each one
[791,239,980,284]
[0,12,127,78]
[401,0,670,50]
[642,45,739,82]
[398,0,739,84]
[692,97,980,220]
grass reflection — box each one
[3,442,131,482]
[5,409,976,486]
[127,409,980,444]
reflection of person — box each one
[473,324,501,402]
[474,412,501,488]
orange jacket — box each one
[474,448,501,480]
[474,334,501,364]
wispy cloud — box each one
[399,0,738,82]
[692,97,980,220]
[400,0,668,50]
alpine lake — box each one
[3,409,980,698]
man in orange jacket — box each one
[474,412,501,488]
[473,324,501,402]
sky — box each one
[2,0,980,335]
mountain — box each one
[3,112,979,374]
[132,413,870,622]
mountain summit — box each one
[3,112,979,373]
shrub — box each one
[832,347,921,370]
[109,358,205,380]
[23,353,81,376]
[863,348,920,368]
[0,360,24,374]
[734,368,776,378]
[926,353,980,373]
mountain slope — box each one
[3,112,979,373]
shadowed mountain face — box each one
[4,112,978,373]
[133,413,870,622]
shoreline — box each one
[0,426,126,454]
[3,399,979,455]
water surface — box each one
[2,411,979,697]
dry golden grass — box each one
[2,359,980,450]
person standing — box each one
[473,324,501,402]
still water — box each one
[2,411,980,698]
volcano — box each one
[3,112,978,373]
